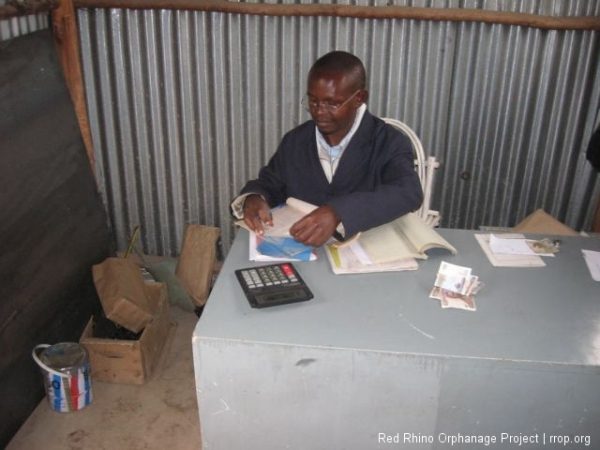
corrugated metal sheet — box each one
[0,14,48,41]
[69,0,600,256]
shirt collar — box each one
[316,104,367,162]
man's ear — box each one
[358,89,369,105]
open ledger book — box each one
[235,197,457,272]
[342,211,457,265]
[324,241,419,274]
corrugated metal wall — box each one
[0,13,47,41]
[4,1,599,256]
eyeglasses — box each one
[301,90,361,114]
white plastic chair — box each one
[382,118,440,227]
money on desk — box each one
[430,262,484,312]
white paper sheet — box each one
[582,249,600,282]
[474,234,546,267]
[489,234,537,255]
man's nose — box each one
[312,103,330,117]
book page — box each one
[358,222,420,263]
[325,243,417,274]
[264,205,304,237]
[357,212,456,263]
[396,213,457,254]
[264,198,318,237]
[235,197,318,238]
[285,197,318,215]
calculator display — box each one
[235,263,313,308]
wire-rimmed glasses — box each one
[301,90,360,114]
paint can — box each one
[32,342,93,412]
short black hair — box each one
[308,51,367,91]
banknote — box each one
[429,286,477,311]
[430,262,483,311]
[434,261,472,294]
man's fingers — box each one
[290,220,329,247]
[290,220,314,241]
[289,205,340,247]
[258,209,273,227]
[242,195,272,235]
[244,215,264,235]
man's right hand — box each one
[242,194,273,235]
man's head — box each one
[305,51,369,146]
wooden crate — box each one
[80,282,173,385]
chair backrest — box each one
[382,118,440,227]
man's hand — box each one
[243,194,273,235]
[289,205,341,247]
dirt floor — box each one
[7,307,201,450]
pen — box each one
[332,231,346,242]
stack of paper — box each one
[475,234,546,267]
[239,198,320,262]
[324,240,418,274]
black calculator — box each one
[235,263,314,308]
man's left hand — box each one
[289,205,341,247]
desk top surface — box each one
[194,228,600,367]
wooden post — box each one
[594,197,600,233]
[51,0,97,179]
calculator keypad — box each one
[235,263,313,308]
[241,263,297,290]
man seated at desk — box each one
[231,51,423,247]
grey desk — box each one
[193,229,600,449]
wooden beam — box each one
[73,0,600,31]
[51,0,97,179]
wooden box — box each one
[80,282,173,385]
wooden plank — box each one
[139,283,172,379]
[81,318,145,385]
[176,225,220,307]
[80,283,172,385]
[51,0,96,177]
